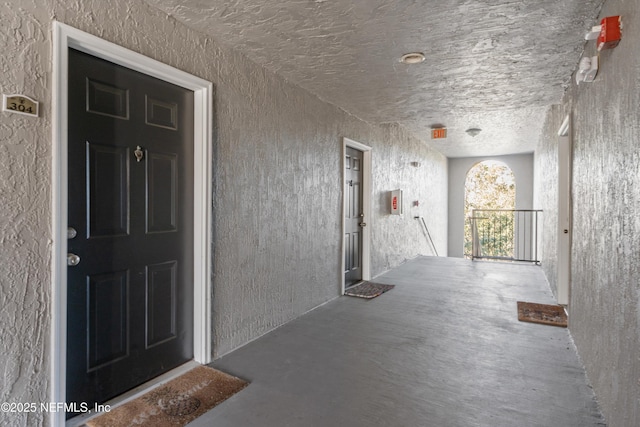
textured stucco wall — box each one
[535,1,640,425]
[447,154,534,257]
[0,2,53,427]
[0,1,447,423]
[369,124,448,273]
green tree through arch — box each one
[464,161,516,258]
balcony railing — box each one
[469,209,542,264]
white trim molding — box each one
[51,22,213,426]
[342,138,372,294]
[556,114,572,306]
[558,115,570,137]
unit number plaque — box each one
[2,94,39,117]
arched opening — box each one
[464,161,516,258]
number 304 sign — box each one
[2,94,39,117]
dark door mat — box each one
[345,282,395,299]
[517,301,567,327]
[86,366,248,426]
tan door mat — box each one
[86,365,248,427]
[517,301,567,327]
[345,282,395,299]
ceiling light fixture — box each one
[400,52,426,64]
[466,128,482,137]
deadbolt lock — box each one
[67,227,77,239]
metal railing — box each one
[415,216,439,256]
[469,209,542,264]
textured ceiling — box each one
[144,0,604,157]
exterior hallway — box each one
[193,256,605,426]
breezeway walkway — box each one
[192,256,605,427]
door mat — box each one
[86,366,248,427]
[345,282,395,299]
[517,301,567,327]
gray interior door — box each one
[345,146,364,287]
[65,49,194,411]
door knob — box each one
[67,253,81,266]
[359,222,367,227]
[563,229,569,234]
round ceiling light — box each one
[400,52,426,64]
[466,128,482,137]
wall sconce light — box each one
[466,128,482,137]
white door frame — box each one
[51,22,213,426]
[341,138,372,294]
[557,114,572,305]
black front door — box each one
[344,146,364,287]
[66,49,194,409]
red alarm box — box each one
[598,16,622,51]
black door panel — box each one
[345,147,363,287]
[66,49,194,410]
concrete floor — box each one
[191,256,605,427]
